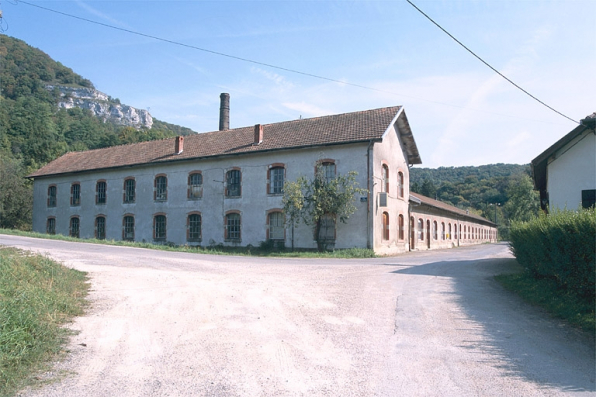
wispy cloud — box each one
[74,0,132,29]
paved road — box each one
[2,235,594,397]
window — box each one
[124,178,135,203]
[69,217,79,238]
[441,222,445,240]
[225,212,241,240]
[448,223,452,240]
[582,190,595,209]
[269,167,285,194]
[319,214,336,241]
[398,172,404,198]
[96,181,107,204]
[382,212,390,240]
[46,217,56,235]
[188,172,203,199]
[47,185,57,207]
[398,214,405,240]
[317,160,336,183]
[381,165,389,193]
[187,213,201,242]
[154,175,167,201]
[433,221,438,240]
[268,211,285,241]
[418,219,424,240]
[226,169,241,197]
[70,183,80,206]
[154,214,167,241]
[95,216,106,240]
[123,216,135,241]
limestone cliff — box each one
[48,85,153,129]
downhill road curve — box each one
[1,235,594,397]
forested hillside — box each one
[410,164,540,236]
[0,35,196,229]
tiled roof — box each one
[29,106,413,178]
[410,192,496,226]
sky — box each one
[2,0,594,168]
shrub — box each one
[509,208,595,298]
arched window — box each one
[154,175,167,201]
[47,185,57,207]
[187,213,202,242]
[382,212,390,240]
[398,214,405,240]
[70,183,81,206]
[225,212,241,240]
[418,218,424,240]
[268,165,285,194]
[123,215,134,241]
[46,217,56,235]
[448,223,452,240]
[268,211,285,241]
[441,222,445,240]
[69,216,80,238]
[188,172,203,199]
[226,169,241,197]
[381,164,389,193]
[123,178,135,203]
[317,160,336,183]
[398,171,404,198]
[433,221,438,240]
[154,214,167,241]
[96,181,107,204]
[319,214,336,242]
[95,216,106,240]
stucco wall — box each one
[547,130,596,210]
[409,206,497,251]
[33,143,370,249]
[371,115,411,255]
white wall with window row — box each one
[32,143,369,249]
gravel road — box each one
[1,235,593,397]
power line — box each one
[16,0,578,126]
[405,0,579,125]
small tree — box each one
[283,165,367,251]
[282,177,306,250]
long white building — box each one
[29,96,496,255]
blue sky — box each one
[3,0,594,168]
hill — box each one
[410,164,539,236]
[0,35,199,229]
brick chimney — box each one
[175,136,184,154]
[219,93,230,131]
[253,124,263,145]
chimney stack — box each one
[175,136,184,154]
[219,93,230,131]
[253,124,263,145]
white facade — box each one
[31,106,497,254]
[547,129,596,210]
[33,143,371,250]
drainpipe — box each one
[366,140,374,249]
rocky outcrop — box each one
[48,85,153,129]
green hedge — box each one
[509,208,595,298]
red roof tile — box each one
[29,106,407,178]
[410,192,496,226]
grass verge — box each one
[495,271,595,334]
[0,247,89,397]
[0,229,376,259]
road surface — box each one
[1,235,593,396]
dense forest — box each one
[410,164,540,236]
[0,35,540,233]
[0,35,196,229]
